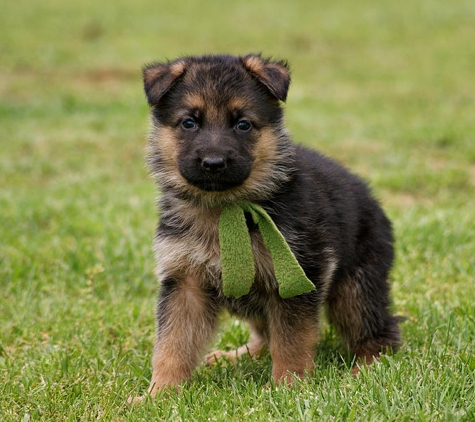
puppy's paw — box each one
[351,352,381,377]
[127,395,146,405]
[205,350,237,365]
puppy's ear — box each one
[242,55,291,102]
[143,59,187,106]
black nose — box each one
[201,156,226,172]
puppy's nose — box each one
[201,156,226,172]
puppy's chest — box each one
[155,207,274,285]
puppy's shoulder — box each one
[289,144,358,196]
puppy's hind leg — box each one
[147,275,220,398]
[326,270,402,375]
[205,319,268,364]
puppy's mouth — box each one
[179,156,252,192]
[191,180,242,192]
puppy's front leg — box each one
[268,300,319,384]
[148,275,219,397]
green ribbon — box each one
[218,201,316,299]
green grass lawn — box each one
[1,0,474,420]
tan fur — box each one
[182,94,207,112]
[154,201,222,284]
[147,126,181,182]
[241,127,290,198]
[154,196,279,293]
[143,59,187,104]
[267,308,319,383]
[242,55,288,82]
[148,275,217,397]
[326,271,368,351]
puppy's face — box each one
[144,55,293,204]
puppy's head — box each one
[143,54,294,205]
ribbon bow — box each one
[218,201,316,299]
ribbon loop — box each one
[219,201,316,298]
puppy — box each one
[141,54,401,397]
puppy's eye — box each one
[236,120,252,132]
[181,118,197,130]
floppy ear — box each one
[242,54,291,102]
[143,59,187,106]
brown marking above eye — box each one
[182,94,206,111]
[228,97,249,111]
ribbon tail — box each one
[219,204,256,298]
[249,203,316,299]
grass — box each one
[1,0,474,420]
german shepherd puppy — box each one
[141,54,401,398]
